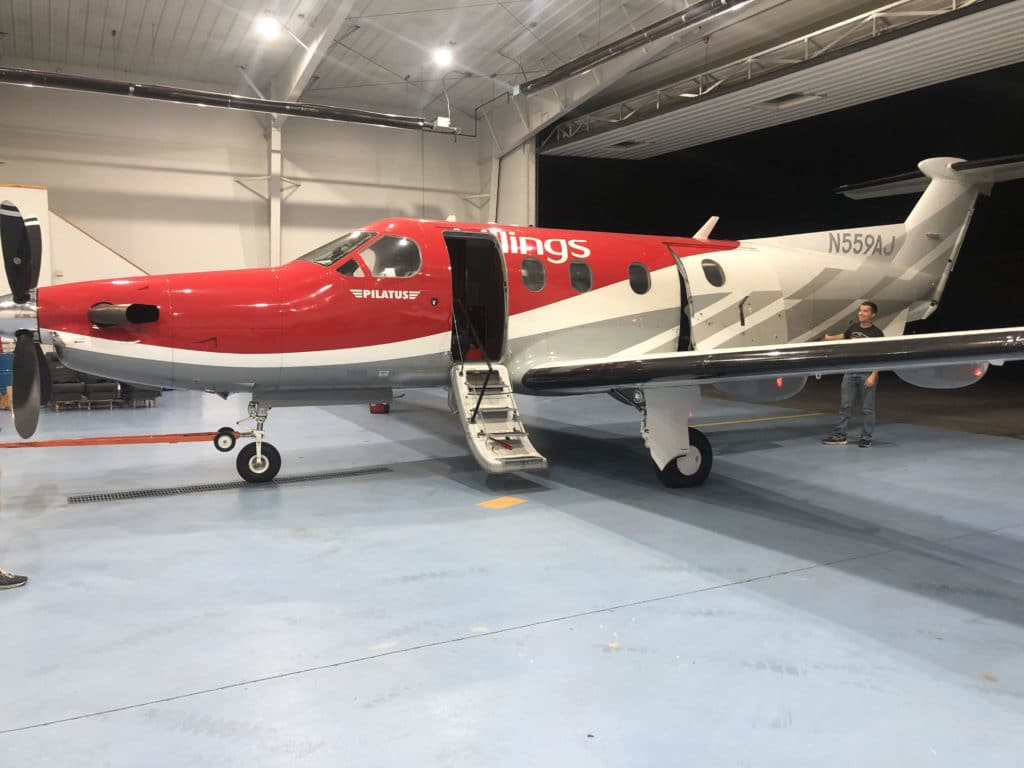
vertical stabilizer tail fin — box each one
[836,155,1024,318]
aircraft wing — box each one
[520,327,1024,394]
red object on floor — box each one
[369,402,391,414]
[0,430,237,449]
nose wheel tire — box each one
[236,442,281,483]
[655,427,712,488]
[214,427,237,452]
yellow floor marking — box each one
[477,496,527,510]
[693,411,827,429]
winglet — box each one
[693,215,719,240]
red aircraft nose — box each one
[38,276,170,340]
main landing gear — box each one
[639,387,714,488]
[212,400,281,483]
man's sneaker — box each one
[822,434,847,445]
[858,438,872,448]
[0,569,28,589]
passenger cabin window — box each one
[521,257,546,292]
[298,230,376,266]
[628,263,650,294]
[701,259,726,287]
[360,235,422,278]
[569,262,592,293]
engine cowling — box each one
[712,376,807,403]
[895,363,988,389]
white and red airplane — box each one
[3,155,1024,487]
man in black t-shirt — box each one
[822,301,885,447]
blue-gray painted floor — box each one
[2,387,1023,766]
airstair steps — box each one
[450,362,548,474]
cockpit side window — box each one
[359,235,423,278]
[336,258,365,277]
[297,230,377,267]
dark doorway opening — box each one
[444,232,507,362]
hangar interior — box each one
[2,0,1024,764]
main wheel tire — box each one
[236,442,281,483]
[656,427,713,488]
[214,427,237,453]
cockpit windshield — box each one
[296,231,377,267]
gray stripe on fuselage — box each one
[694,290,781,334]
[56,343,453,398]
[688,291,730,315]
[788,268,844,300]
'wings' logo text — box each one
[486,228,591,264]
[350,289,422,300]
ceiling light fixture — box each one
[255,14,282,40]
[433,47,453,67]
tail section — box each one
[839,155,1024,320]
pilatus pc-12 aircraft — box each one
[3,155,1024,487]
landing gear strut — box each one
[640,386,714,488]
[224,401,281,483]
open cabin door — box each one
[443,231,546,474]
[444,232,508,363]
[667,243,787,350]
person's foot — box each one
[822,433,847,445]
[858,437,872,448]
[0,569,28,589]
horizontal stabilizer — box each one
[836,154,1024,199]
[520,327,1024,394]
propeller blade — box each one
[1,201,43,304]
[34,342,52,407]
[12,329,41,439]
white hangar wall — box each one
[280,117,487,259]
[0,84,493,279]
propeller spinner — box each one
[1,201,46,438]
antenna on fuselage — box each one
[693,216,719,240]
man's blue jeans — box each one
[833,373,877,439]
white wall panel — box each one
[0,87,267,274]
[495,142,536,227]
[280,117,489,259]
[0,86,493,278]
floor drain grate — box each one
[67,466,393,505]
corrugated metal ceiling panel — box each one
[542,1,1024,159]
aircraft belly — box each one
[53,334,174,389]
[273,352,451,390]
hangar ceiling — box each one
[0,0,1020,153]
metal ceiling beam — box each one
[479,0,760,156]
[270,0,357,106]
[0,66,454,133]
[540,0,1023,159]
[540,0,997,152]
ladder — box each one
[450,362,548,474]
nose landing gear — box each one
[214,401,281,483]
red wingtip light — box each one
[776,377,784,388]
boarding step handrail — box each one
[450,362,548,474]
